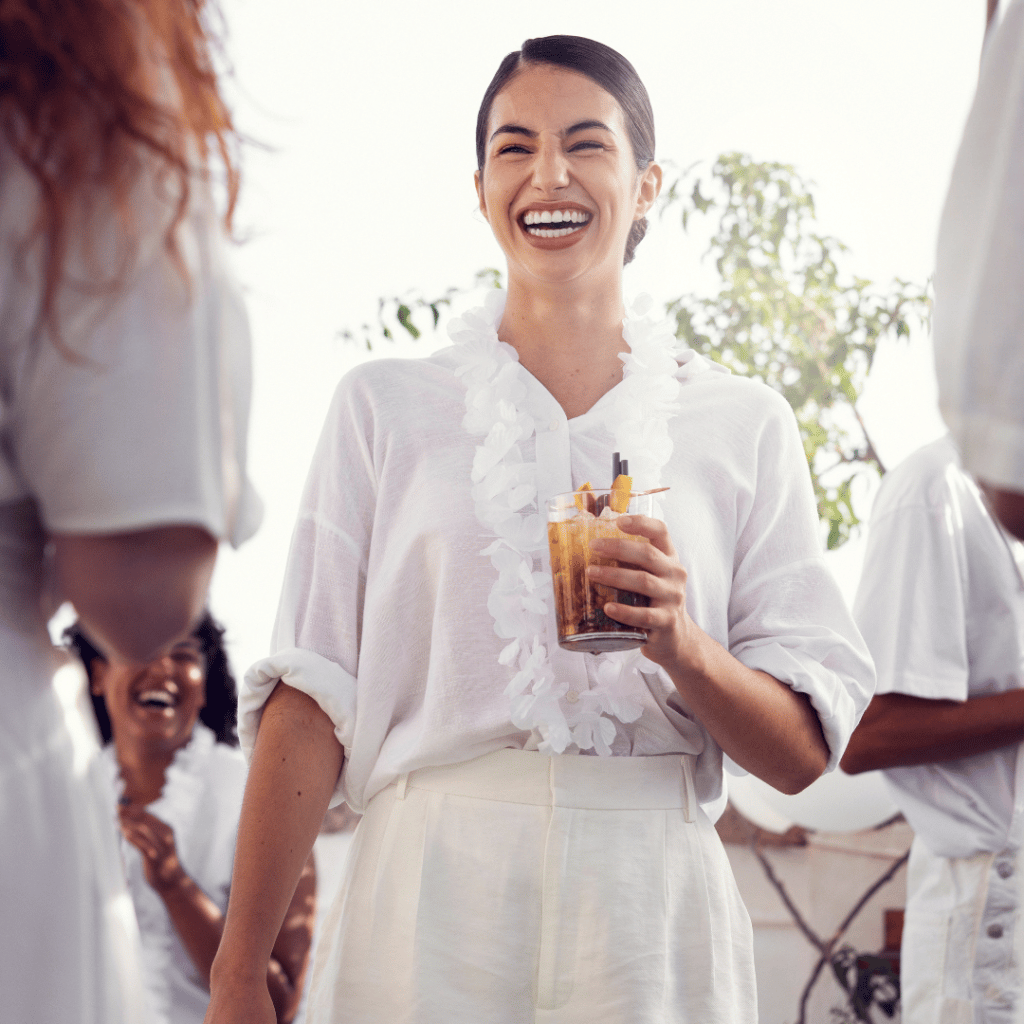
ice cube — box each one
[597,506,620,520]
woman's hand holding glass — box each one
[586,514,698,672]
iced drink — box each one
[546,490,654,654]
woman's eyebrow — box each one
[489,123,536,144]
[564,120,613,136]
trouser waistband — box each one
[391,748,699,821]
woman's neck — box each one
[498,274,627,419]
[113,735,180,806]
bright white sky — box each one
[209,0,984,676]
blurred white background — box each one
[211,0,980,674]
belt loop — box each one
[681,756,696,824]
[395,774,408,800]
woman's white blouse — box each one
[0,153,262,543]
[106,726,247,1024]
[241,340,874,813]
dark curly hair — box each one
[64,610,239,747]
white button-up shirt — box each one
[241,341,874,813]
[854,436,1024,858]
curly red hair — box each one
[0,0,240,348]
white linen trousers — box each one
[305,748,755,1024]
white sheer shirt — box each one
[241,341,874,813]
[934,0,1024,493]
[106,726,247,1024]
[854,436,1024,858]
[0,150,262,543]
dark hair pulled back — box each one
[475,35,656,265]
[64,610,239,747]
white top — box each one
[107,726,247,1024]
[0,144,260,1023]
[0,152,262,540]
[241,297,874,814]
[853,436,1024,859]
[933,0,1024,492]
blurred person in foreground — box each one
[65,614,314,1024]
[842,435,1024,1022]
[934,0,1024,539]
[0,1,261,1020]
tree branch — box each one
[831,850,909,946]
[851,403,886,475]
[751,840,824,953]
[751,837,910,1024]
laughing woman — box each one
[67,614,315,1024]
[207,36,873,1024]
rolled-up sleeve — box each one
[240,648,357,806]
[727,392,876,770]
[239,375,376,804]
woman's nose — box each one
[531,139,570,192]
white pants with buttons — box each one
[901,837,1020,1024]
[305,748,755,1024]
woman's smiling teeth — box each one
[522,209,591,237]
[137,689,175,709]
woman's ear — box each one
[90,658,109,697]
[474,169,490,223]
[635,161,663,220]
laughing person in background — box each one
[66,614,316,1024]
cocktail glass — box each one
[546,490,654,654]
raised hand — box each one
[118,803,186,893]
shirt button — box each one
[988,924,1004,939]
[565,690,579,704]
[997,862,1014,879]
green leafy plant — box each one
[659,153,931,548]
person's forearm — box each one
[266,855,317,1024]
[210,684,342,1001]
[841,690,1024,774]
[662,627,829,795]
[52,525,217,662]
[160,867,309,1022]
[157,874,224,987]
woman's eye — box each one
[497,144,530,155]
[570,140,604,152]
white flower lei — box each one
[448,289,684,755]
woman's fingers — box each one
[587,562,676,601]
[588,539,664,576]
[614,514,677,557]
[601,600,677,631]
[119,806,176,864]
[120,821,160,861]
